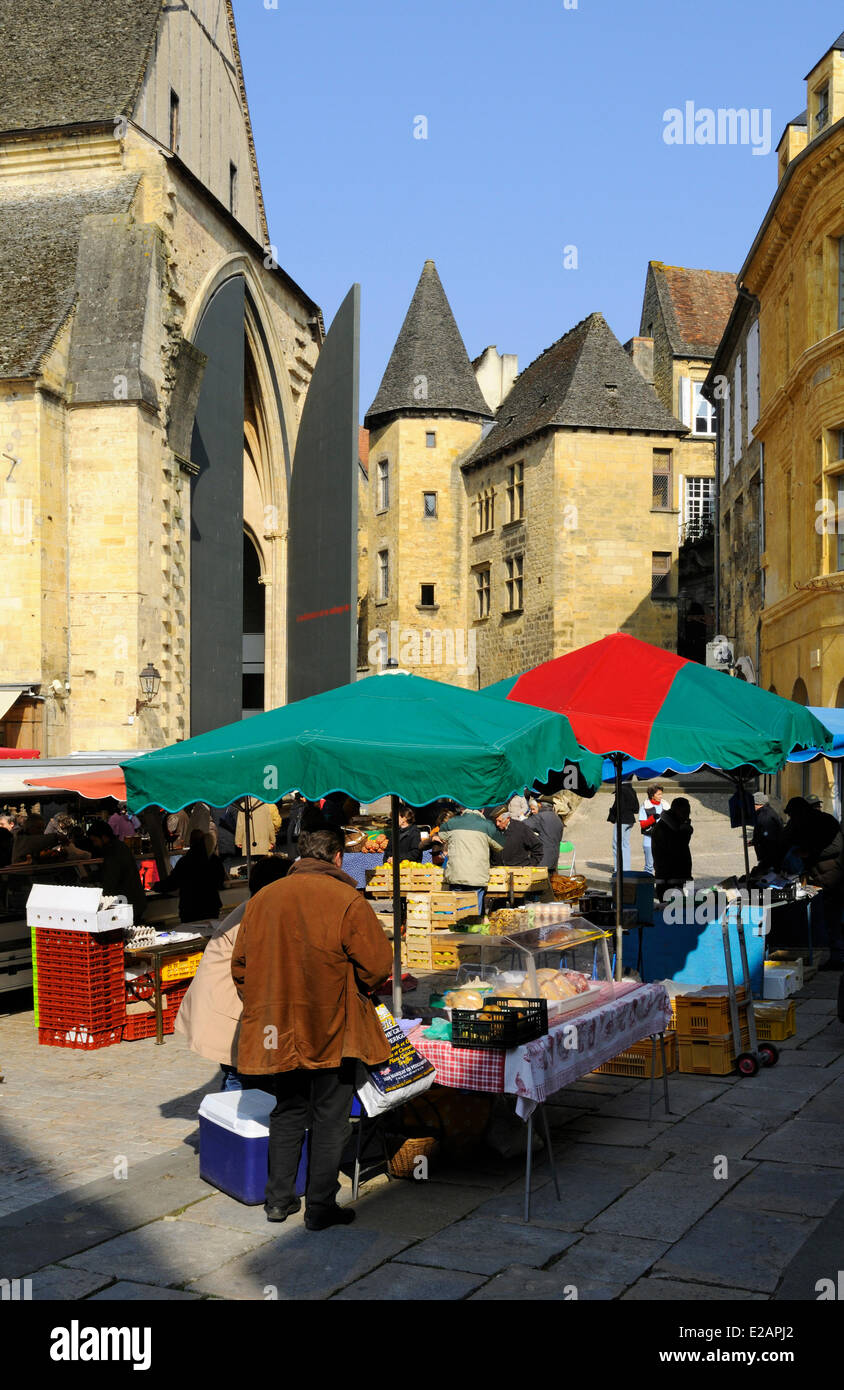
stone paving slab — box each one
[647,1114,762,1161]
[653,1207,820,1293]
[793,1076,844,1124]
[332,1263,486,1300]
[189,1226,411,1300]
[474,1163,644,1231]
[175,1193,293,1235]
[797,1024,844,1051]
[468,1263,624,1300]
[395,1215,578,1276]
[795,998,838,1013]
[749,1118,844,1168]
[622,1277,767,1301]
[560,1115,672,1147]
[586,1164,753,1243]
[22,1264,114,1300]
[773,1189,844,1301]
[348,1176,493,1239]
[87,1281,202,1300]
[64,1219,273,1286]
[550,1140,673,1177]
[723,1162,844,1218]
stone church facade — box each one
[0,0,321,754]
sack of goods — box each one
[356,1004,436,1117]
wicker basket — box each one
[387,1134,439,1178]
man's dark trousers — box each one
[263,1062,356,1215]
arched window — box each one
[791,678,808,706]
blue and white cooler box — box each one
[198,1089,310,1205]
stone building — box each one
[714,28,844,803]
[0,0,322,755]
[630,262,737,662]
[360,260,741,687]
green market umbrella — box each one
[122,671,603,1014]
[484,634,834,977]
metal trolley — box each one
[720,898,779,1078]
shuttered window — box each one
[651,552,672,598]
[652,450,672,509]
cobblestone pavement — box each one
[1,779,841,1300]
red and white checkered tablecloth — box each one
[413,981,672,1113]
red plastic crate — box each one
[38,1024,123,1050]
[122,1005,180,1041]
[38,999,126,1029]
[35,927,124,954]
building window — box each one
[169,90,180,152]
[505,554,523,612]
[425,431,436,448]
[684,477,715,539]
[377,460,389,510]
[378,549,389,600]
[837,479,844,572]
[423,491,437,518]
[475,488,494,534]
[475,567,490,619]
[838,239,844,332]
[747,319,760,432]
[816,83,830,134]
[693,383,716,435]
[651,552,672,598]
[506,463,524,522]
[420,583,436,607]
[652,450,672,509]
[722,384,731,480]
[229,162,238,214]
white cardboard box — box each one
[26,883,133,933]
[763,964,800,999]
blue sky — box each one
[233,0,844,415]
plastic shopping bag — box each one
[355,1003,436,1117]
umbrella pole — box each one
[614,753,623,983]
[243,798,252,882]
[737,772,752,884]
[390,794,402,1018]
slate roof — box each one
[645,262,737,360]
[365,261,492,426]
[0,177,141,378]
[805,30,844,78]
[464,312,685,469]
[0,0,162,134]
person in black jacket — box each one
[157,830,225,924]
[751,792,783,872]
[493,806,543,867]
[652,797,694,901]
[527,796,564,869]
[608,782,639,872]
[383,804,427,863]
[780,798,844,969]
[88,820,148,922]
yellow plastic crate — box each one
[595,1032,677,1079]
[160,951,203,983]
[677,1029,751,1076]
[753,1000,795,1041]
[673,985,750,1038]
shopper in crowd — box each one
[608,781,639,873]
[282,793,307,858]
[87,820,147,922]
[438,807,504,898]
[508,792,529,821]
[231,827,392,1229]
[212,805,239,872]
[527,795,565,870]
[751,791,784,872]
[383,804,429,864]
[638,784,670,876]
[11,815,62,864]
[651,797,694,900]
[235,797,281,858]
[493,804,543,867]
[0,812,15,868]
[108,804,137,841]
[780,797,844,971]
[156,830,225,924]
[175,856,290,1090]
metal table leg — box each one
[659,1031,671,1115]
[153,953,164,1046]
[524,1110,534,1223]
[538,1103,561,1204]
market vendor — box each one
[156,829,225,924]
[780,797,844,971]
[87,819,148,923]
[651,797,694,900]
[382,803,430,864]
[11,815,62,864]
[493,805,543,867]
[751,791,783,872]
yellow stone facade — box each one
[740,40,844,799]
[0,5,320,755]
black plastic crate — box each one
[451,997,548,1049]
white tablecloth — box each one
[505,980,672,1118]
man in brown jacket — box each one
[231,826,393,1230]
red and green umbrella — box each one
[485,634,832,773]
[484,634,833,978]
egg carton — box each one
[26,884,134,933]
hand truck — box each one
[721,899,779,1077]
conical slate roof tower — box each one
[365,260,492,428]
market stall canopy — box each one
[121,671,604,814]
[0,748,40,760]
[786,707,844,764]
[484,633,833,774]
[24,766,128,799]
[1,751,143,799]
